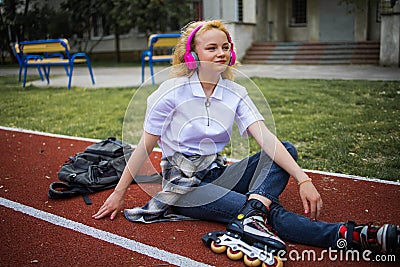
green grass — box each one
[252,78,400,181]
[0,75,399,181]
[0,75,135,138]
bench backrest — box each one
[148,33,181,51]
[16,39,71,56]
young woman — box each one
[93,20,399,262]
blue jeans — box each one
[173,141,343,248]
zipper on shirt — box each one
[205,97,210,126]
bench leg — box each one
[141,60,145,83]
[42,66,50,84]
[47,66,51,84]
[23,65,28,88]
[86,59,95,85]
[149,61,155,85]
[18,66,23,82]
[69,54,95,89]
[37,66,44,82]
[68,63,74,89]
[64,65,69,76]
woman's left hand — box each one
[299,181,323,220]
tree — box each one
[0,0,73,64]
[101,0,135,63]
[1,0,193,64]
[61,0,192,62]
[0,0,26,63]
[130,0,192,35]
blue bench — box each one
[141,33,181,85]
[14,39,95,89]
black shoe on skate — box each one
[345,221,400,254]
[227,198,287,253]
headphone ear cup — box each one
[184,51,199,70]
[191,52,199,63]
[228,50,236,66]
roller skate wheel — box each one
[226,247,244,260]
[261,256,283,267]
[210,241,227,254]
[244,255,261,266]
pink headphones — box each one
[184,23,236,70]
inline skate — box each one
[342,220,400,254]
[202,199,285,267]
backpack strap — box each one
[133,173,162,183]
[48,182,92,205]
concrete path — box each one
[1,64,399,89]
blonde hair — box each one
[171,20,235,80]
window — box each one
[238,0,243,22]
[377,0,400,22]
[92,14,110,37]
[290,0,307,27]
[192,0,204,21]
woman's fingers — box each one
[300,182,323,220]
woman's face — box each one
[194,28,231,74]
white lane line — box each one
[0,125,101,143]
[303,169,400,186]
[1,125,399,186]
[0,197,214,267]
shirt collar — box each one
[189,72,224,100]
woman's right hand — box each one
[92,190,125,220]
[92,132,159,221]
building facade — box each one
[200,0,384,60]
[22,0,398,65]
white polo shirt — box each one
[144,72,264,158]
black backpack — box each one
[48,137,160,205]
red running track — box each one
[0,127,399,267]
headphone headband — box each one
[185,23,204,54]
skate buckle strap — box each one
[345,220,356,249]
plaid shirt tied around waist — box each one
[124,152,226,223]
